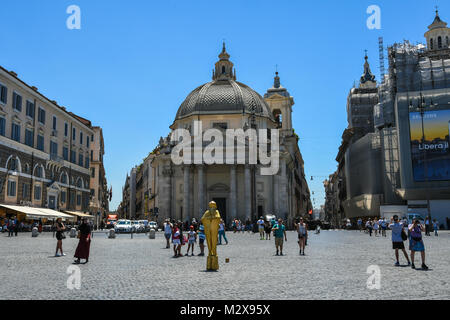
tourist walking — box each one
[7,218,15,237]
[272,218,287,256]
[197,223,206,256]
[14,220,19,236]
[295,218,308,256]
[257,216,265,240]
[264,220,272,240]
[373,219,379,236]
[164,219,173,249]
[389,215,410,266]
[433,219,439,236]
[424,216,431,236]
[185,225,197,256]
[74,218,92,264]
[218,219,228,245]
[380,218,387,237]
[365,219,373,237]
[55,218,66,257]
[408,219,428,270]
[357,218,363,232]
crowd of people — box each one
[163,219,206,258]
[162,216,311,257]
[358,217,389,237]
[355,215,435,270]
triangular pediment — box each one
[208,183,230,192]
[265,93,287,100]
[47,181,62,191]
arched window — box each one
[9,158,17,171]
[35,166,42,178]
[77,178,83,188]
[6,156,21,172]
[222,66,226,74]
[438,36,442,49]
[60,172,68,184]
[430,38,434,50]
[446,36,449,47]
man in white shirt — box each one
[163,219,173,249]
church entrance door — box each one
[213,198,226,225]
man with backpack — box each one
[389,215,411,267]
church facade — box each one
[120,45,311,228]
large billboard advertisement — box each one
[409,109,450,181]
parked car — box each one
[148,221,158,231]
[115,220,132,233]
[131,220,145,233]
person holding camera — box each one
[389,215,410,266]
[55,218,66,257]
[272,219,287,256]
[408,219,428,270]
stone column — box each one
[183,165,190,223]
[198,165,205,219]
[273,173,279,216]
[230,165,237,222]
[279,158,288,220]
[244,165,251,220]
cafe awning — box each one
[63,211,95,219]
[0,204,74,220]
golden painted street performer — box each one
[201,201,221,271]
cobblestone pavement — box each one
[0,229,449,300]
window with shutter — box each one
[0,84,7,104]
[25,129,34,147]
[63,147,69,161]
[38,107,46,124]
[26,101,35,118]
[37,135,44,151]
[0,117,5,136]
[13,92,22,111]
[11,123,21,142]
[8,181,16,197]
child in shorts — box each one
[185,225,197,256]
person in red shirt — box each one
[172,222,183,258]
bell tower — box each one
[264,71,294,135]
[425,9,450,51]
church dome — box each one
[175,44,275,121]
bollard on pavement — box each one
[149,228,156,239]
[31,227,39,237]
[108,229,116,239]
[70,228,77,238]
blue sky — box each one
[1,0,448,211]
